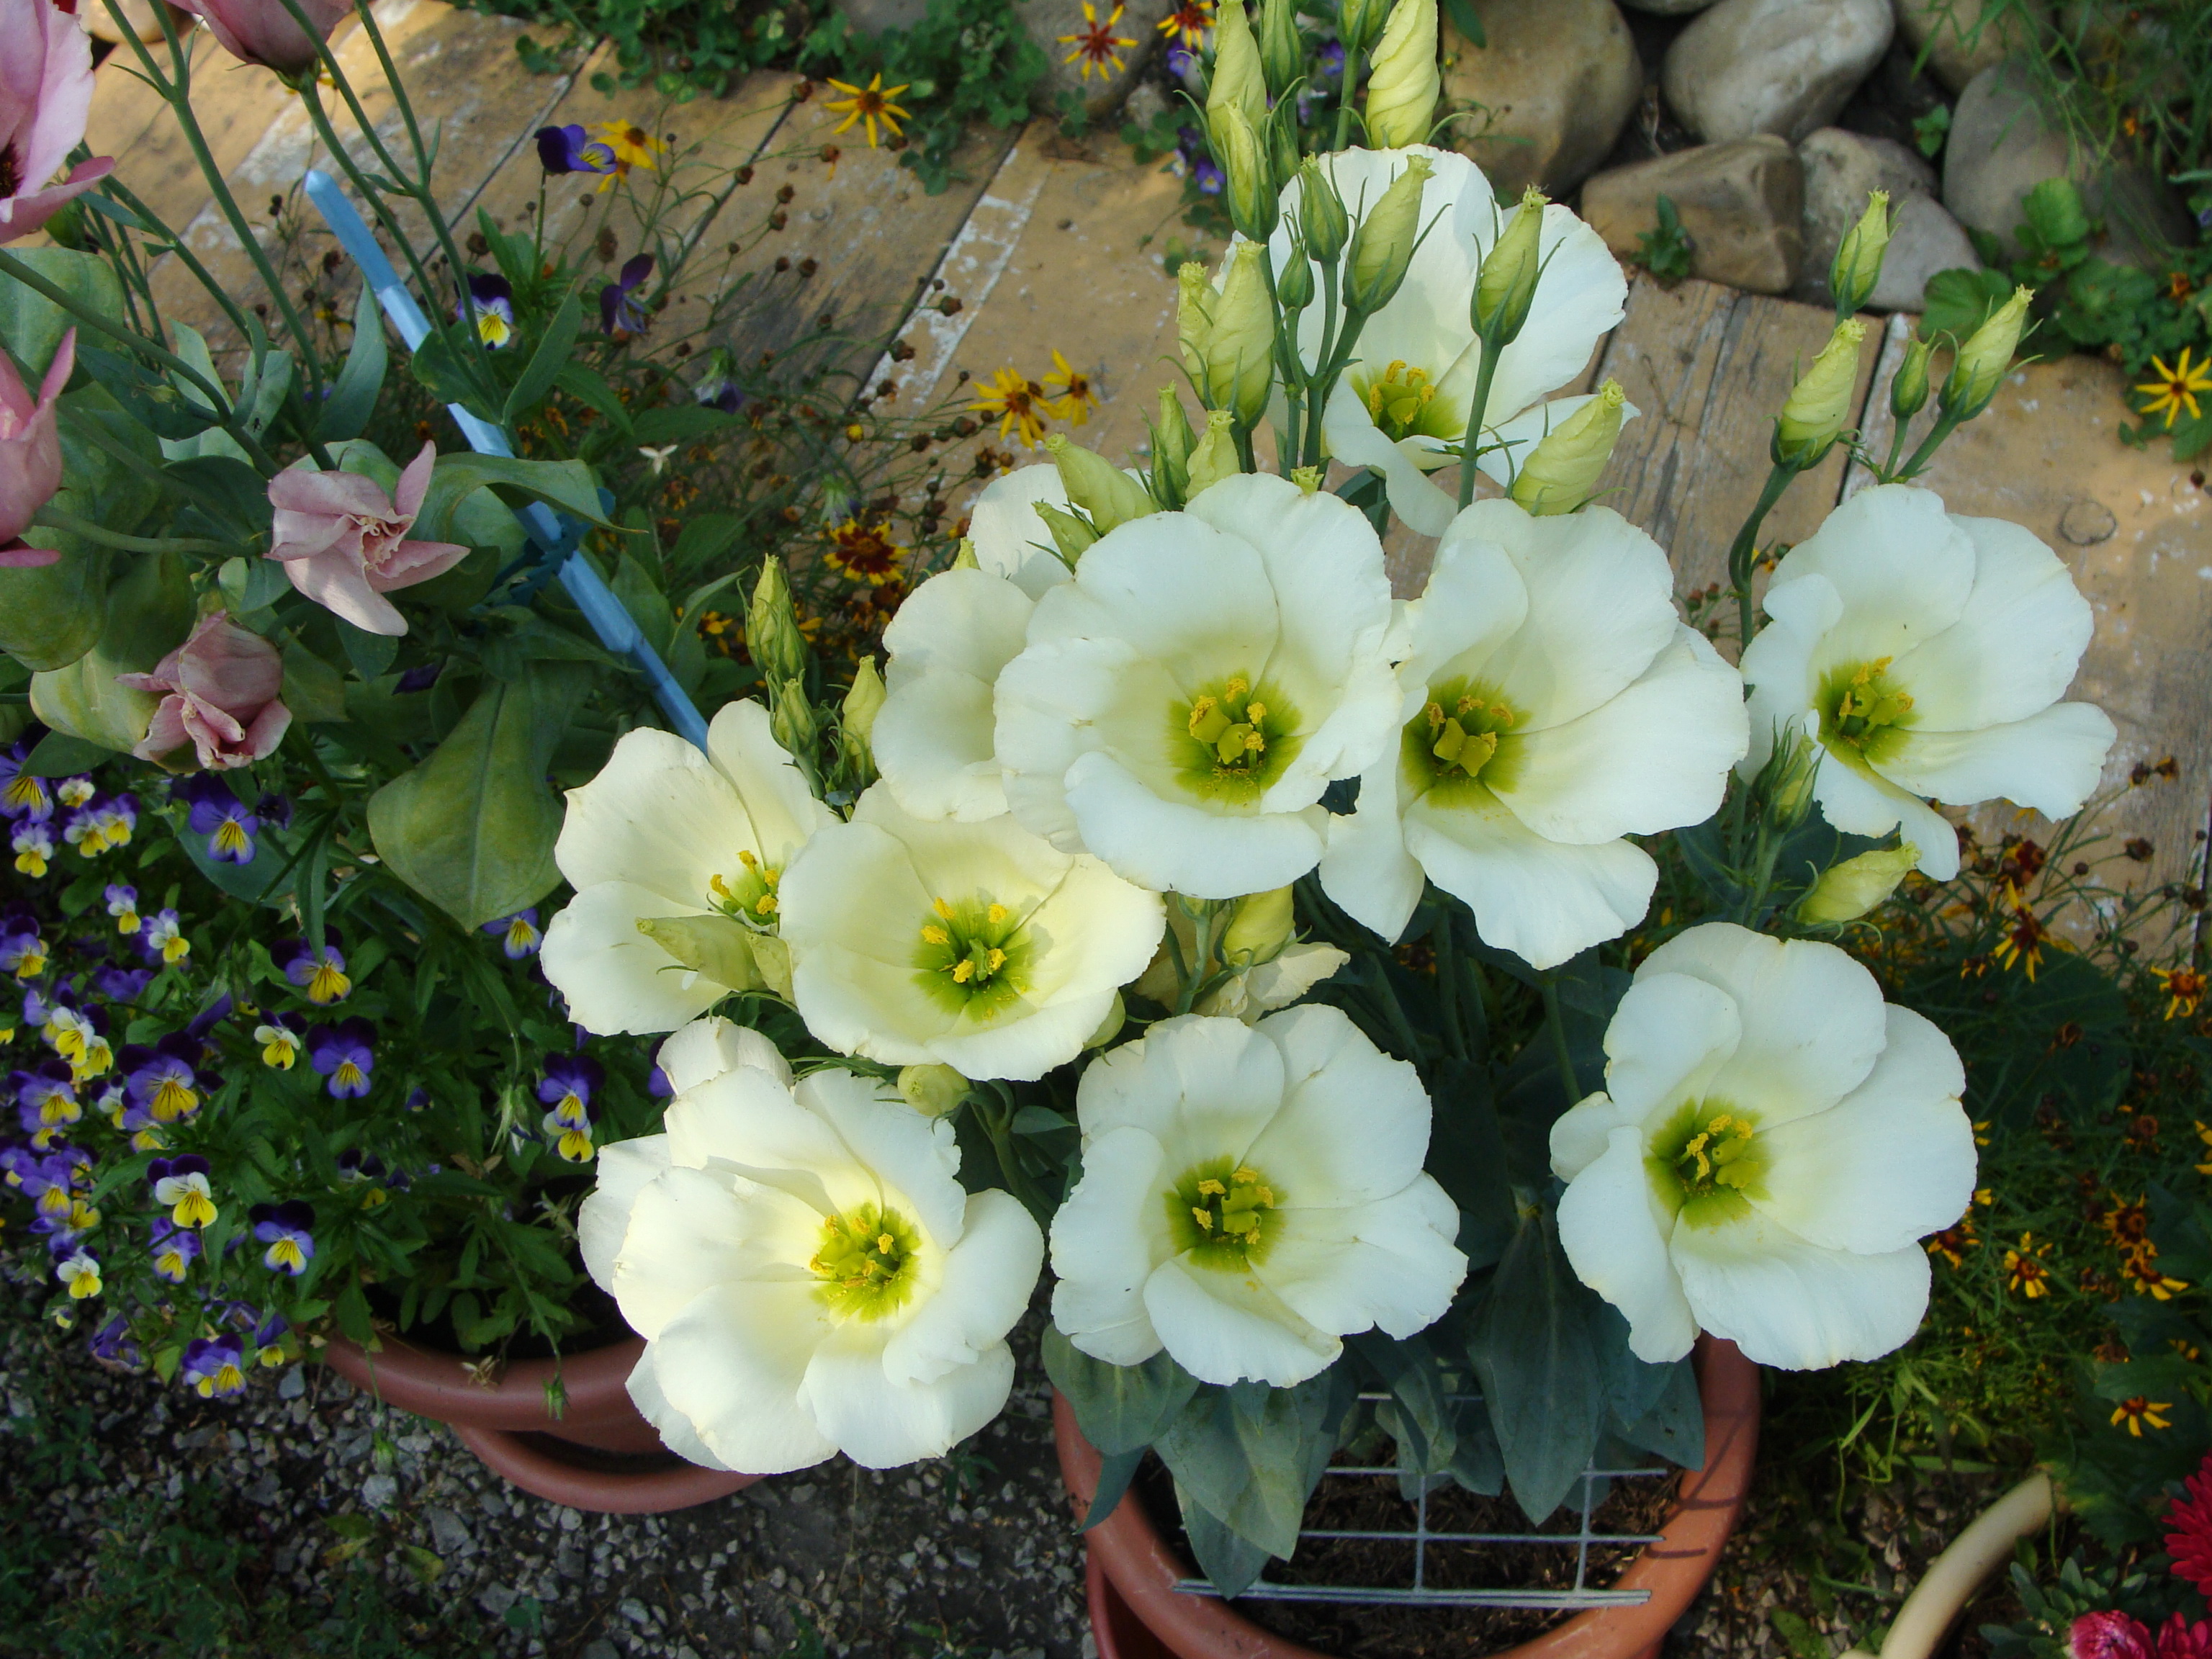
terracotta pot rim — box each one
[452,1424,755,1515]
[323,1328,649,1433]
[1055,1335,1763,1659]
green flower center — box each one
[1401,677,1524,801]
[914,895,1032,1017]
[1173,674,1302,804]
[711,849,783,925]
[1646,1101,1767,1228]
[1818,658,1917,767]
[809,1201,922,1321]
[1359,359,1454,444]
[1165,1159,1280,1269]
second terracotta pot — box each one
[1056,1336,1762,1659]
[324,1331,757,1514]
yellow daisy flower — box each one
[2135,346,2212,428]
[823,74,913,149]
[1059,1,1137,80]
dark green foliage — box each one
[1630,195,1695,285]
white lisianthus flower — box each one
[580,1018,1043,1473]
[1050,1007,1467,1388]
[874,467,1072,822]
[994,473,1400,899]
[1319,500,1746,969]
[541,701,837,1034]
[1270,146,1629,536]
[1550,923,1974,1370]
[778,783,1164,1081]
[1740,485,2117,880]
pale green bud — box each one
[896,1063,969,1118]
[1265,98,1301,197]
[769,675,818,764]
[634,913,768,994]
[1831,190,1891,317]
[1773,318,1866,468]
[1275,231,1316,311]
[747,557,808,689]
[952,537,980,570]
[1345,153,1431,315]
[1797,844,1920,925]
[842,655,885,742]
[1083,992,1127,1051]
[1890,334,1933,422]
[1184,409,1241,498]
[1362,0,1439,149]
[1260,0,1302,99]
[1297,159,1350,264]
[1177,261,1215,389]
[1207,0,1268,127]
[1223,885,1295,965]
[1210,102,1277,243]
[1941,284,2033,418]
[1338,0,1388,54]
[1290,464,1323,493]
[1046,435,1157,534]
[1149,387,1196,509]
[1755,719,1821,830]
[1208,240,1276,428]
[1511,379,1625,516]
[1473,185,1547,346]
[1035,502,1101,565]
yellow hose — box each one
[1838,1473,2054,1659]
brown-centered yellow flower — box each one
[2136,347,2212,428]
[822,74,912,148]
[1059,1,1137,78]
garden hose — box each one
[1841,1473,2056,1659]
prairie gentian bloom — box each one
[89,1314,140,1367]
[104,883,140,935]
[599,253,653,337]
[149,1216,201,1282]
[265,443,471,638]
[279,937,350,1004]
[482,909,542,958]
[124,1035,202,1123]
[150,1154,217,1228]
[307,1019,374,1098]
[1051,1007,1467,1387]
[14,1057,78,1137]
[459,273,516,348]
[251,1200,316,1275]
[174,776,259,863]
[0,741,51,819]
[174,0,349,72]
[536,122,619,175]
[117,612,292,771]
[580,1017,1043,1472]
[0,0,112,248]
[53,1247,100,1299]
[1740,485,2118,881]
[254,1011,304,1069]
[180,1334,247,1398]
[1550,923,1975,1370]
[139,909,189,966]
[10,819,51,876]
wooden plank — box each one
[1851,333,2212,908]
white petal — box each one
[801,1325,1017,1468]
[796,1066,968,1246]
[1556,1125,1699,1364]
[703,698,840,859]
[1874,701,2116,819]
[1599,971,1742,1129]
[624,1341,735,1470]
[1050,1124,1172,1366]
[608,1166,799,1340]
[579,1134,671,1291]
[1245,1004,1432,1206]
[1753,1006,1973,1255]
[662,1066,866,1210]
[1074,1013,1287,1169]
[1480,202,1630,422]
[1810,749,1964,878]
[1321,377,1460,537]
[1548,1092,1631,1182]
[646,1280,840,1475]
[540,881,729,1035]
[884,1190,1044,1386]
[1669,1213,1932,1370]
[1400,530,1530,693]
[968,464,1075,599]
[1142,1254,1341,1388]
[874,668,1012,822]
[994,634,1179,854]
[1317,757,1428,944]
[1223,943,1350,1018]
[1062,750,1328,898]
[1770,485,1977,670]
[1256,1177,1467,1340]
[554,726,739,904]
[655,1015,791,1094]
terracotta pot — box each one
[324,1331,757,1514]
[1056,1336,1762,1659]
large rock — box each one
[1663,0,1894,143]
[1943,58,2193,268]
[1795,126,1972,309]
[1581,136,1806,293]
[1894,0,2045,93]
[1439,0,1643,194]
[1620,0,1722,13]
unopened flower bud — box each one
[1511,379,1625,516]
[842,655,885,742]
[1035,502,1101,564]
[1756,718,1820,829]
[1773,318,1866,468]
[1889,334,1933,422]
[1297,159,1350,264]
[1177,261,1215,387]
[1941,284,2033,419]
[770,676,819,764]
[1208,240,1275,428]
[952,537,980,570]
[1150,387,1196,508]
[634,913,768,994]
[1797,844,1920,925]
[747,556,808,688]
[1830,191,1891,317]
[1338,0,1388,54]
[1362,0,1439,149]
[1223,885,1295,965]
[1345,153,1431,315]
[1047,434,1156,534]
[1290,464,1323,493]
[896,1063,968,1117]
[1275,232,1316,311]
[1184,409,1241,498]
[1259,0,1303,99]
[1084,992,1126,1050]
[1206,0,1267,127]
[1265,100,1301,197]
[1473,185,1547,346]
[1210,102,1277,243]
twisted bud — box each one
[1210,102,1277,243]
[1184,409,1241,498]
[1259,0,1303,100]
[1889,333,1933,422]
[1941,285,2033,420]
[1773,318,1866,469]
[1046,433,1156,534]
[1362,0,1439,148]
[1207,241,1276,428]
[1206,0,1268,127]
[1797,844,1920,925]
[747,555,809,688]
[1148,387,1197,508]
[1473,185,1547,347]
[1296,159,1350,265]
[1344,153,1431,315]
[1510,379,1625,516]
[1830,191,1892,318]
[1177,261,1215,388]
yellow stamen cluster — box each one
[711,848,782,920]
[1425,693,1516,778]
[1827,659,1914,752]
[1189,1166,1275,1246]
[809,1203,919,1320]
[1188,676,1269,768]
[1365,361,1438,441]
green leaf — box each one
[1466,1208,1606,1523]
[1423,1058,1515,1271]
[410,452,613,545]
[1177,1483,1275,1599]
[1611,1352,1704,1470]
[1351,1331,1457,1496]
[319,282,388,443]
[503,286,585,428]
[0,246,125,382]
[552,361,634,435]
[612,546,674,659]
[1440,0,1485,48]
[365,662,593,930]
[338,620,400,682]
[1082,1448,1146,1531]
[23,730,115,776]
[631,404,738,447]
[2020,177,2090,252]
[1041,1326,1200,1455]
[1153,1371,1351,1562]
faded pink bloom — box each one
[2158,1617,2212,1659]
[266,441,469,637]
[0,325,71,569]
[2073,1613,2155,1659]
[0,0,117,243]
[117,611,293,770]
[172,0,351,74]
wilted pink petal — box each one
[171,0,351,74]
[0,542,60,567]
[0,0,114,244]
[265,442,470,637]
[117,611,292,770]
[2074,1612,2155,1659]
[0,327,71,547]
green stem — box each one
[30,508,238,557]
[1332,46,1363,153]
[1303,303,1369,469]
[1434,907,1467,1064]
[1540,978,1580,1101]
[1892,408,1964,482]
[1301,256,1343,469]
[1455,340,1505,512]
[1725,458,1800,652]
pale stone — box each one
[1795,126,1953,307]
[1943,58,2192,269]
[1020,0,1175,120]
[1893,0,2045,93]
[1869,192,1979,310]
[1663,0,1895,143]
[1582,136,1806,294]
[1620,0,1722,13]
[1439,0,1642,194]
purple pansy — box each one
[122,1035,202,1124]
[251,1200,316,1276]
[150,1215,201,1282]
[94,964,153,1003]
[89,1314,142,1367]
[181,1335,248,1398]
[395,660,444,694]
[536,1054,603,1130]
[307,1019,375,1099]
[0,741,52,822]
[104,882,139,935]
[482,909,542,959]
[535,122,619,176]
[14,1057,78,1138]
[279,936,351,1004]
[461,273,516,349]
[175,775,258,864]
[600,253,653,337]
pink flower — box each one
[117,611,292,770]
[2167,1454,2212,1601]
[0,325,70,568]
[2159,1617,2212,1659]
[265,442,469,637]
[172,0,351,75]
[2073,1613,2155,1659]
[0,0,117,243]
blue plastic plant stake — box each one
[301,170,711,752]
